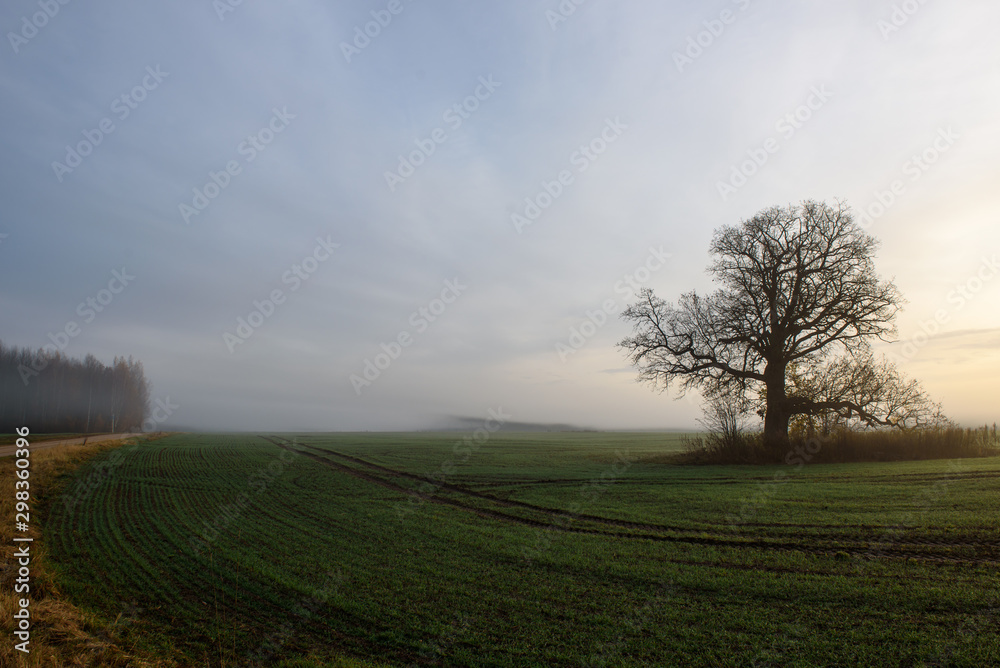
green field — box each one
[42,433,1000,666]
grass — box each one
[808,425,1000,463]
[1,434,386,668]
[677,425,1000,465]
[13,432,1000,665]
[0,436,167,667]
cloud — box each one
[2,1,999,429]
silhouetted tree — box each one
[619,200,943,447]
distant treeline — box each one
[0,340,150,433]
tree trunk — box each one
[763,361,791,448]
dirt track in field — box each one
[265,437,1000,567]
[0,432,143,458]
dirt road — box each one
[0,433,144,458]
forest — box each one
[0,340,150,433]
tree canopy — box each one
[0,340,150,433]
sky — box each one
[1,0,998,432]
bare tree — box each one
[698,393,752,451]
[619,200,943,446]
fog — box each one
[1,1,998,431]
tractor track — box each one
[265,437,1000,567]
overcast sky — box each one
[1,1,998,431]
